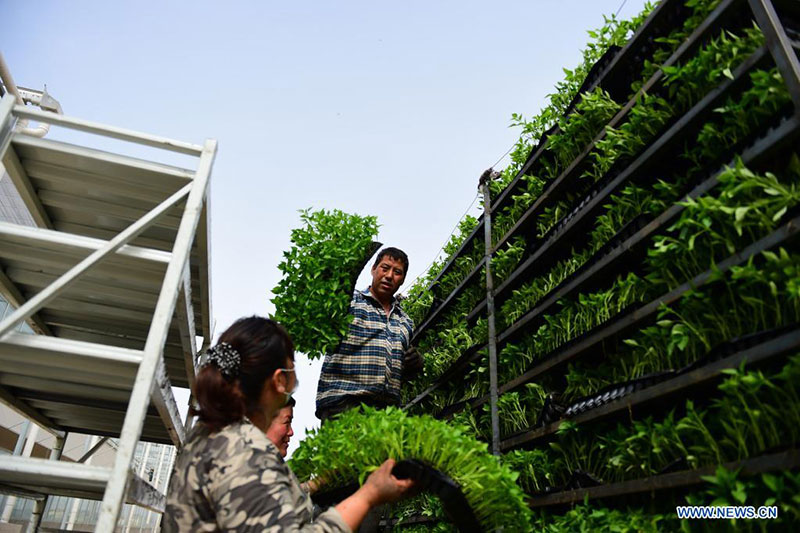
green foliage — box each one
[501,4,655,187]
[534,501,670,532]
[288,407,532,531]
[662,25,765,111]
[270,208,379,359]
[684,468,800,530]
[506,353,800,490]
[402,215,479,327]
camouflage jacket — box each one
[163,420,350,532]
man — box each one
[266,396,295,457]
[315,247,423,420]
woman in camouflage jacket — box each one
[163,316,414,532]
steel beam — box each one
[12,104,203,156]
[0,221,172,265]
[175,265,198,390]
[479,170,501,456]
[78,437,110,464]
[0,266,53,336]
[0,183,190,338]
[11,135,194,186]
[0,385,61,435]
[1,147,54,229]
[0,456,165,513]
[748,0,800,114]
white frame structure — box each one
[0,93,216,531]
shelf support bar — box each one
[479,169,501,456]
[25,432,66,533]
[748,0,800,115]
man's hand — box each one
[402,347,423,379]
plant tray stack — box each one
[396,0,800,530]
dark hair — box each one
[284,396,296,408]
[372,247,409,275]
[191,316,294,432]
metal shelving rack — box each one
[399,0,800,526]
[0,94,216,531]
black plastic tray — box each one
[391,459,482,533]
[310,460,482,533]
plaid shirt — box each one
[315,288,414,416]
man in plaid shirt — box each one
[315,247,423,420]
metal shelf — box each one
[410,257,485,345]
[413,0,749,309]
[0,94,216,531]
[469,44,774,323]
[0,456,165,513]
[527,449,800,508]
[488,0,748,262]
[500,206,800,398]
[1,134,211,388]
[0,332,183,445]
[405,88,799,413]
[501,325,800,451]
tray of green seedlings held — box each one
[271,208,380,360]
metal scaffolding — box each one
[0,92,215,531]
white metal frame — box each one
[0,93,216,530]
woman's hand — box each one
[361,459,416,506]
[335,459,416,530]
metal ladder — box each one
[0,92,215,531]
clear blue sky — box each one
[3,0,650,456]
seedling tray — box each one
[500,324,800,451]
[413,0,705,315]
[471,45,775,323]
[527,449,800,508]
[481,0,750,280]
[309,460,482,532]
[564,370,676,417]
[311,481,359,509]
[391,459,482,533]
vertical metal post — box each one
[183,394,196,433]
[0,93,18,157]
[0,420,31,520]
[748,0,800,115]
[479,169,501,456]
[26,432,65,533]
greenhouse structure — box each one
[2,0,800,531]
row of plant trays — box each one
[500,323,800,451]
[409,0,755,342]
[411,0,708,322]
[405,102,800,412]
[378,515,438,530]
[446,197,800,421]
[527,448,800,508]
[381,450,800,523]
[487,0,752,261]
[470,43,777,324]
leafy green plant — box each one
[534,500,671,532]
[685,467,800,530]
[270,208,379,359]
[403,215,480,327]
[505,352,800,492]
[289,406,532,531]
[498,4,655,194]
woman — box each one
[163,316,414,532]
